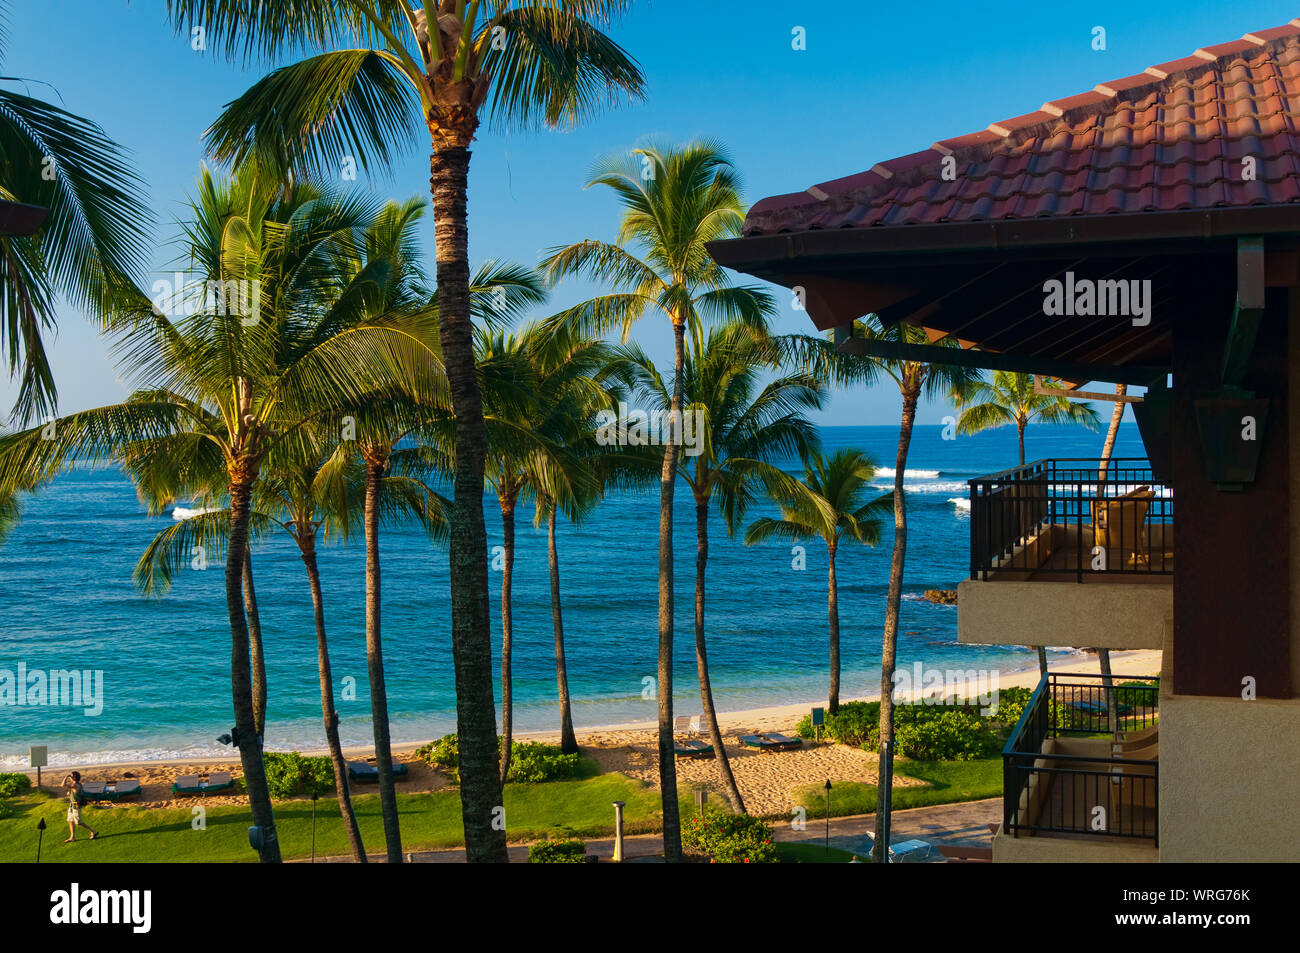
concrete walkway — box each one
[297,797,1000,863]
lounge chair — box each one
[82,779,141,802]
[738,732,802,752]
[1094,486,1156,568]
[171,772,235,795]
[858,833,932,862]
[1111,741,1158,814]
[347,759,410,782]
[673,715,713,757]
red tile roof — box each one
[744,22,1300,236]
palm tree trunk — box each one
[1037,645,1049,678]
[695,500,745,813]
[874,386,919,863]
[828,541,841,715]
[657,317,686,862]
[363,455,401,863]
[298,532,366,863]
[430,143,508,863]
[243,548,267,738]
[499,497,516,784]
[548,501,578,755]
[225,471,280,862]
[1097,383,1127,729]
[1017,419,1026,467]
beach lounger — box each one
[673,715,713,757]
[739,732,803,752]
[82,779,141,802]
[171,772,236,795]
[347,760,410,782]
[858,833,933,862]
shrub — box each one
[0,772,32,799]
[527,839,587,863]
[415,735,580,784]
[683,810,778,864]
[262,752,335,799]
[414,735,460,779]
[508,742,582,783]
[796,701,881,748]
[895,709,998,761]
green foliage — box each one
[527,839,587,863]
[415,735,581,784]
[262,752,335,799]
[1116,680,1159,709]
[895,709,999,761]
[683,809,778,864]
[796,700,881,748]
[0,773,32,799]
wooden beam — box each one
[1220,236,1266,388]
[832,329,1166,385]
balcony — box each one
[957,459,1173,651]
[995,674,1160,863]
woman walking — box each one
[62,772,97,842]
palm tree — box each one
[544,141,773,860]
[0,0,151,421]
[745,448,891,715]
[797,317,981,863]
[1096,383,1128,729]
[955,371,1101,675]
[0,487,18,544]
[170,0,645,865]
[955,371,1101,467]
[478,319,608,780]
[0,166,443,862]
[614,324,818,812]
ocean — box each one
[0,422,1149,767]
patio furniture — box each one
[1094,486,1156,568]
[171,772,235,795]
[673,715,713,756]
[738,732,802,752]
[83,779,141,802]
[347,759,410,782]
[859,833,933,862]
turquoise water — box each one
[0,424,1148,767]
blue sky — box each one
[4,0,1296,424]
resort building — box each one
[709,22,1300,862]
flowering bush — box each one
[682,809,778,864]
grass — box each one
[776,842,868,863]
[0,772,699,863]
[794,757,1003,819]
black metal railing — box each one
[970,458,1173,581]
[1003,673,1160,843]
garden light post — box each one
[612,801,626,862]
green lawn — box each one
[0,773,698,863]
[794,757,1003,819]
[775,842,869,863]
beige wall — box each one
[1158,693,1300,862]
[958,579,1170,649]
[993,831,1158,863]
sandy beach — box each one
[15,649,1162,817]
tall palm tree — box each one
[1096,383,1128,728]
[745,448,891,715]
[0,166,443,862]
[544,141,772,860]
[0,0,151,421]
[955,371,1101,674]
[797,317,981,863]
[614,324,818,812]
[170,0,645,865]
[955,371,1101,467]
[134,439,447,864]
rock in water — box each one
[922,589,958,605]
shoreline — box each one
[9,648,1162,776]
